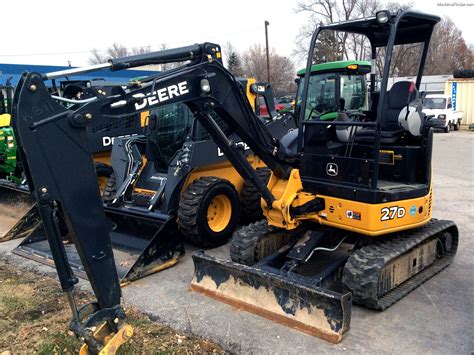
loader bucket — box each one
[0,182,36,242]
[190,251,351,344]
[11,207,184,285]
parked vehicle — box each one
[277,95,295,111]
[423,94,463,132]
[256,96,285,116]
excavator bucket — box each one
[11,207,184,285]
[190,252,351,344]
[0,184,36,242]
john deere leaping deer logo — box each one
[326,163,338,176]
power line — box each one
[0,26,264,58]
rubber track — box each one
[230,220,269,265]
[240,168,271,223]
[343,219,458,310]
[230,220,295,265]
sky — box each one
[0,0,472,69]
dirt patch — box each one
[0,259,224,354]
[0,191,33,237]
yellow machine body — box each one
[0,113,11,127]
[262,169,433,236]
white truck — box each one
[422,94,463,132]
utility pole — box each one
[264,20,270,83]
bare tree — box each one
[88,44,151,65]
[292,0,474,77]
[131,46,151,55]
[88,48,107,65]
[294,0,362,62]
[106,43,128,58]
[241,44,296,96]
[425,17,473,75]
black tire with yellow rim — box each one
[178,176,240,247]
[240,167,271,224]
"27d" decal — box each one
[381,206,406,221]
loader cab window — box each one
[296,73,337,120]
[147,103,194,171]
[296,72,368,120]
[340,75,368,111]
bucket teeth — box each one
[190,251,351,344]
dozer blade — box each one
[190,251,351,344]
[12,207,184,285]
[0,182,36,242]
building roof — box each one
[0,63,159,87]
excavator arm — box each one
[13,72,130,353]
[11,43,293,352]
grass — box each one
[0,259,223,354]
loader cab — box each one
[144,77,270,173]
[294,60,370,122]
[146,103,197,172]
[297,11,440,204]
[117,77,285,211]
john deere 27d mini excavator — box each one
[11,10,458,353]
[190,10,459,343]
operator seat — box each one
[354,81,416,144]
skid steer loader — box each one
[10,68,294,284]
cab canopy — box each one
[297,60,371,77]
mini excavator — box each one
[11,10,458,353]
[191,10,459,343]
[11,41,295,352]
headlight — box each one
[376,10,390,24]
[200,78,211,94]
[438,114,446,119]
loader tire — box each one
[178,177,240,248]
[102,174,116,202]
[240,168,271,224]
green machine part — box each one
[0,122,19,182]
[296,60,371,121]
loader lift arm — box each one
[12,42,294,352]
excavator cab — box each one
[293,11,436,233]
